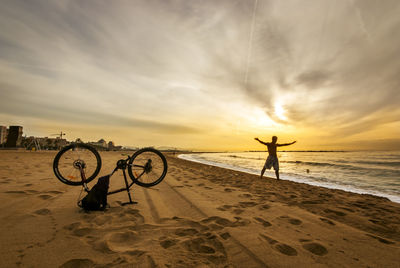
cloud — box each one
[226,0,400,136]
[0,80,201,135]
[295,70,332,89]
[0,0,399,145]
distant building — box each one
[108,141,115,150]
[98,139,107,147]
[88,138,108,150]
[45,137,68,149]
[5,126,23,147]
[0,126,7,145]
[22,136,67,150]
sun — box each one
[274,103,287,121]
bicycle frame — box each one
[79,156,143,205]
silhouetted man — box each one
[254,136,296,180]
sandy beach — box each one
[0,150,399,267]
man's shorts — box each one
[264,155,279,171]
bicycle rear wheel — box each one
[128,148,167,187]
[53,143,102,186]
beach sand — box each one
[0,150,399,267]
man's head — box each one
[272,136,278,143]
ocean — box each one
[178,151,400,203]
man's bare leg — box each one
[275,170,280,180]
[260,167,266,179]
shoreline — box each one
[178,153,400,204]
[170,154,400,240]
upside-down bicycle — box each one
[53,143,168,204]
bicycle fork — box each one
[78,165,90,192]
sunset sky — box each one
[1,0,399,151]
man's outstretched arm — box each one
[277,141,297,147]
[254,137,269,146]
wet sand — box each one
[0,150,399,267]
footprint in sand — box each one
[216,205,233,211]
[224,188,234,192]
[258,204,271,210]
[208,223,224,231]
[63,222,81,231]
[232,208,244,215]
[59,258,95,268]
[201,216,250,228]
[238,201,257,208]
[302,242,328,256]
[38,194,53,200]
[260,234,277,245]
[324,208,346,217]
[92,240,114,254]
[181,237,216,254]
[259,234,297,256]
[232,217,251,227]
[253,217,272,227]
[369,219,382,224]
[175,228,199,236]
[239,193,252,198]
[275,243,298,256]
[93,215,113,226]
[366,234,395,245]
[279,216,302,225]
[160,239,178,249]
[319,218,335,225]
[95,231,141,253]
[219,232,231,240]
[34,208,51,215]
[339,206,354,212]
[73,227,95,237]
[109,231,139,244]
[217,217,234,227]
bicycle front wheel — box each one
[53,143,102,186]
[128,148,167,187]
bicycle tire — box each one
[127,147,167,187]
[53,143,102,186]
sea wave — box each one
[281,160,400,173]
[228,154,400,169]
[178,153,400,204]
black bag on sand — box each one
[80,175,110,211]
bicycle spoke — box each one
[54,143,102,185]
[128,148,167,187]
[133,169,146,179]
[131,164,145,168]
